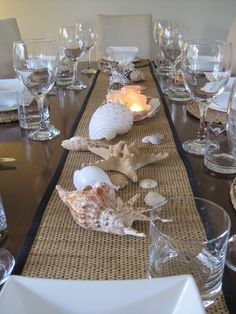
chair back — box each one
[95,14,153,60]
[0,18,21,78]
[227,16,236,75]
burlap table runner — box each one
[15,65,230,313]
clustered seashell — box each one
[142,134,164,145]
[89,103,133,141]
[56,182,152,237]
[139,179,158,189]
[129,69,145,82]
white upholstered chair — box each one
[227,16,236,75]
[0,18,21,78]
[95,14,153,60]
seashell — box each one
[141,134,164,145]
[61,136,108,151]
[110,173,129,190]
[129,69,145,82]
[144,191,167,208]
[139,179,158,189]
[56,182,152,237]
[73,166,113,191]
[89,103,133,141]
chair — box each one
[227,16,236,75]
[95,14,153,60]
[0,18,21,78]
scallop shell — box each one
[73,166,113,191]
[56,182,152,237]
[144,192,167,208]
[89,103,133,141]
[139,179,158,189]
[142,134,164,145]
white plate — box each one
[0,275,204,314]
[209,91,230,112]
[0,79,23,112]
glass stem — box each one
[88,48,91,69]
[72,60,79,84]
[197,102,207,144]
[37,94,49,129]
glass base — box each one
[0,248,15,285]
[81,68,97,75]
[182,139,206,156]
[226,235,236,272]
[67,82,87,91]
[29,125,60,141]
[204,155,236,174]
[168,88,192,102]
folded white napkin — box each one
[106,46,139,62]
[0,78,24,110]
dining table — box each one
[0,61,236,313]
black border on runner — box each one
[13,70,100,275]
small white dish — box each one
[0,275,204,314]
[209,92,230,112]
[106,46,139,62]
[0,79,24,112]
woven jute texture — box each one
[0,110,18,123]
[187,102,227,124]
[21,67,229,313]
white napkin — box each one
[106,46,139,62]
[209,92,230,112]
[0,78,23,110]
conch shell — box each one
[56,183,151,237]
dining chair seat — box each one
[95,14,153,60]
[0,18,21,78]
[227,16,236,75]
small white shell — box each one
[139,179,157,189]
[73,166,113,191]
[141,134,164,145]
[144,192,167,208]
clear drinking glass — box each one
[148,196,231,308]
[13,39,60,141]
[181,41,232,155]
[159,22,191,101]
[153,20,171,76]
[59,25,87,91]
[225,78,236,271]
[77,23,97,75]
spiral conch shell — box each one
[56,183,151,237]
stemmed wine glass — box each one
[13,39,60,141]
[59,25,86,91]
[77,23,97,75]
[159,22,191,101]
[181,41,232,155]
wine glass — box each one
[13,39,60,141]
[159,22,191,101]
[226,78,236,271]
[153,19,171,76]
[59,25,87,91]
[77,23,97,75]
[181,41,232,155]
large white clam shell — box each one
[89,103,133,141]
[73,166,113,191]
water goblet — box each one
[77,23,97,75]
[159,22,191,101]
[181,41,232,155]
[13,39,60,141]
[59,25,87,91]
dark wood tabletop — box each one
[0,63,236,309]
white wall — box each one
[1,0,236,58]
